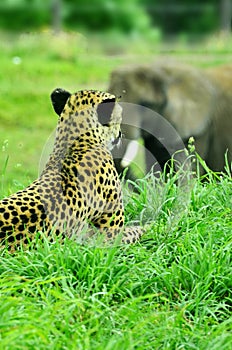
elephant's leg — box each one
[142,130,171,174]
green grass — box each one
[1,166,232,349]
[0,30,232,349]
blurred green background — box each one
[0,0,231,193]
[0,0,230,36]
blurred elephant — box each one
[108,62,232,178]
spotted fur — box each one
[0,89,144,251]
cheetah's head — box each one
[51,88,122,151]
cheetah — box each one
[0,88,144,251]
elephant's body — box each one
[109,62,232,177]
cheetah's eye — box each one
[97,98,115,126]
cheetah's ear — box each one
[50,88,71,115]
